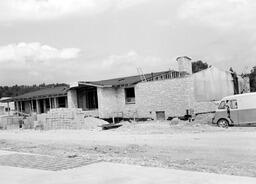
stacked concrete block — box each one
[6,117,21,129]
[74,109,86,129]
[84,109,99,118]
[37,108,87,130]
[23,115,36,129]
[0,116,6,129]
[0,116,22,129]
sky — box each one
[0,0,256,86]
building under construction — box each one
[2,56,249,122]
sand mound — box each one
[169,118,180,125]
[194,113,215,124]
[84,117,108,129]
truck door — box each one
[228,99,239,125]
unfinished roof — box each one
[12,86,68,101]
[80,70,187,88]
[0,97,12,103]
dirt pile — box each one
[116,113,219,134]
[83,117,108,129]
[193,113,215,124]
[169,118,180,125]
[116,121,171,134]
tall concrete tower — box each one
[176,56,192,75]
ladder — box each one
[137,67,147,82]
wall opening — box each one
[125,87,135,104]
[45,99,50,112]
[39,99,44,113]
[50,98,55,108]
[156,111,165,120]
[58,97,67,108]
[77,87,98,111]
[32,100,36,112]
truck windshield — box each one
[218,101,226,109]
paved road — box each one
[1,161,256,184]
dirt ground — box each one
[0,114,256,177]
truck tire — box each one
[217,119,229,128]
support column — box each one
[36,100,40,114]
[7,102,10,116]
[14,102,16,111]
[20,101,23,113]
[31,100,34,113]
[65,97,68,108]
[28,101,31,114]
[67,89,78,108]
[18,101,20,112]
[49,98,52,109]
[16,101,19,112]
[43,99,46,113]
[54,97,57,108]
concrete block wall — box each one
[96,86,138,119]
[115,87,137,118]
[97,87,120,118]
[67,89,78,108]
[96,77,195,119]
[135,77,194,119]
[135,78,219,118]
[193,101,218,114]
[84,109,99,117]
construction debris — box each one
[100,123,122,130]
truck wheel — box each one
[217,119,229,128]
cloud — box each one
[0,47,168,85]
[176,0,256,72]
[178,0,256,30]
[0,0,150,22]
[97,51,174,79]
[0,42,82,85]
[102,51,137,67]
[115,0,149,9]
[101,50,162,69]
[0,42,80,62]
